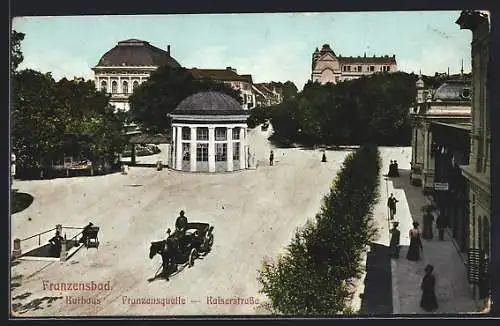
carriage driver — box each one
[175,210,188,234]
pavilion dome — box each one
[96,39,181,67]
[173,91,244,115]
[433,80,472,101]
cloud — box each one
[397,43,471,76]
[18,50,94,81]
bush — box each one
[257,144,381,315]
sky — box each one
[13,11,473,91]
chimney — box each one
[226,66,237,74]
[167,45,171,55]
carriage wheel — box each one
[188,248,198,267]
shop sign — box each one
[434,182,449,191]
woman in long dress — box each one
[420,264,438,311]
[406,221,423,261]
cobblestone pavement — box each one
[387,155,477,314]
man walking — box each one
[269,150,274,166]
[436,213,445,241]
[387,193,399,220]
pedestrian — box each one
[436,214,445,241]
[269,150,274,166]
[393,160,400,177]
[422,208,434,239]
[406,221,423,261]
[389,222,401,259]
[321,150,327,163]
[388,160,394,176]
[420,264,438,312]
[387,193,399,220]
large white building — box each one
[92,39,181,111]
[311,44,397,84]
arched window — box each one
[111,81,118,93]
[122,81,128,94]
[133,80,139,91]
[100,80,107,92]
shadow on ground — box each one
[11,192,34,214]
[360,242,393,315]
[390,169,427,225]
[12,296,63,314]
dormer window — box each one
[461,88,471,100]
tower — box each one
[416,71,425,104]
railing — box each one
[20,227,56,247]
[13,224,85,259]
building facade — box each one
[168,92,250,173]
[92,39,181,112]
[189,67,256,110]
[252,83,283,107]
[311,44,397,84]
[409,75,471,191]
[456,10,491,306]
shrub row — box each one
[257,144,381,315]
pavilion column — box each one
[208,126,216,172]
[190,126,197,172]
[107,76,111,94]
[171,126,176,167]
[227,127,233,172]
[176,126,183,170]
[239,127,246,170]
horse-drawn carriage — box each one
[149,222,214,279]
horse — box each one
[149,237,181,279]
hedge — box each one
[257,143,381,315]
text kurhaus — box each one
[42,280,111,291]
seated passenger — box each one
[79,222,94,244]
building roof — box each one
[95,39,181,67]
[129,133,171,144]
[433,80,471,101]
[173,91,245,115]
[189,68,253,83]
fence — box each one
[12,224,85,261]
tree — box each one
[11,30,25,73]
[269,81,298,101]
[128,66,242,132]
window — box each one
[370,66,375,72]
[346,65,351,72]
[358,66,362,72]
[111,81,118,93]
[196,143,208,162]
[197,127,209,141]
[100,81,107,92]
[215,127,227,141]
[232,127,241,140]
[122,81,128,94]
[233,142,240,160]
[342,66,346,72]
[215,143,227,161]
[182,127,191,140]
[182,143,190,161]
[133,81,139,91]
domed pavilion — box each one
[168,91,250,173]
